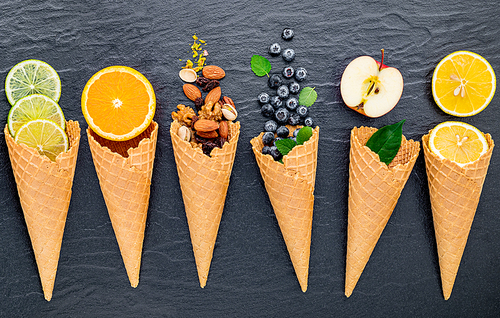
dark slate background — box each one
[1,0,499,317]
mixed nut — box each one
[173,64,238,156]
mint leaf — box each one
[275,138,297,157]
[251,55,271,77]
[365,120,405,165]
[298,87,317,107]
[296,126,313,145]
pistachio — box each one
[177,125,191,142]
[179,68,198,83]
[221,104,237,121]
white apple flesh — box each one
[340,55,403,118]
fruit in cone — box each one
[345,126,420,297]
[170,120,240,287]
[341,50,403,118]
[250,126,319,292]
[423,122,494,299]
[4,120,81,301]
[82,65,157,287]
[87,121,158,287]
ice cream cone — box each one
[422,132,494,300]
[250,126,319,292]
[345,126,420,297]
[5,120,81,301]
[170,120,240,288]
[87,121,158,288]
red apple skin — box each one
[375,61,389,70]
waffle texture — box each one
[423,132,494,300]
[346,126,420,297]
[250,126,319,292]
[87,121,158,288]
[170,120,240,288]
[5,120,81,301]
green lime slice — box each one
[14,119,68,162]
[8,94,66,137]
[5,59,61,106]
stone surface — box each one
[0,0,499,316]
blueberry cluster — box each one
[258,29,314,161]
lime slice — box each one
[5,59,61,106]
[7,94,65,137]
[14,119,68,162]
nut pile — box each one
[173,64,237,156]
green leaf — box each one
[296,126,313,145]
[365,120,405,165]
[298,87,317,107]
[251,55,271,77]
[275,138,297,157]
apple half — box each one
[340,51,403,118]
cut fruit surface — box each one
[81,66,156,141]
[5,59,61,106]
[432,51,496,117]
[14,119,68,162]
[8,94,65,137]
[428,121,488,166]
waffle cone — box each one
[250,126,319,292]
[346,126,420,297]
[170,120,240,288]
[5,121,81,301]
[87,121,158,288]
[422,132,494,300]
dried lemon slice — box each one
[428,121,488,166]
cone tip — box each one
[44,293,52,301]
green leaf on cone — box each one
[365,120,405,165]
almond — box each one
[183,84,201,101]
[205,86,221,105]
[197,130,218,139]
[193,119,219,132]
[219,121,229,139]
[203,65,225,80]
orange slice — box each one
[82,66,156,141]
[428,121,488,166]
[432,51,496,117]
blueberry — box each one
[262,146,272,155]
[258,92,270,104]
[274,107,290,124]
[289,137,297,142]
[293,128,300,137]
[288,113,301,126]
[285,97,298,111]
[296,105,309,117]
[282,66,294,79]
[262,131,275,146]
[282,48,295,62]
[261,104,274,117]
[288,81,300,94]
[269,96,282,109]
[281,28,294,41]
[264,120,278,132]
[295,67,307,81]
[269,43,281,56]
[262,146,271,155]
[269,146,283,161]
[304,117,314,127]
[276,126,290,138]
[277,85,289,99]
[268,74,283,89]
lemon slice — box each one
[428,121,488,166]
[7,94,65,137]
[432,51,496,117]
[5,59,61,106]
[14,119,68,162]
